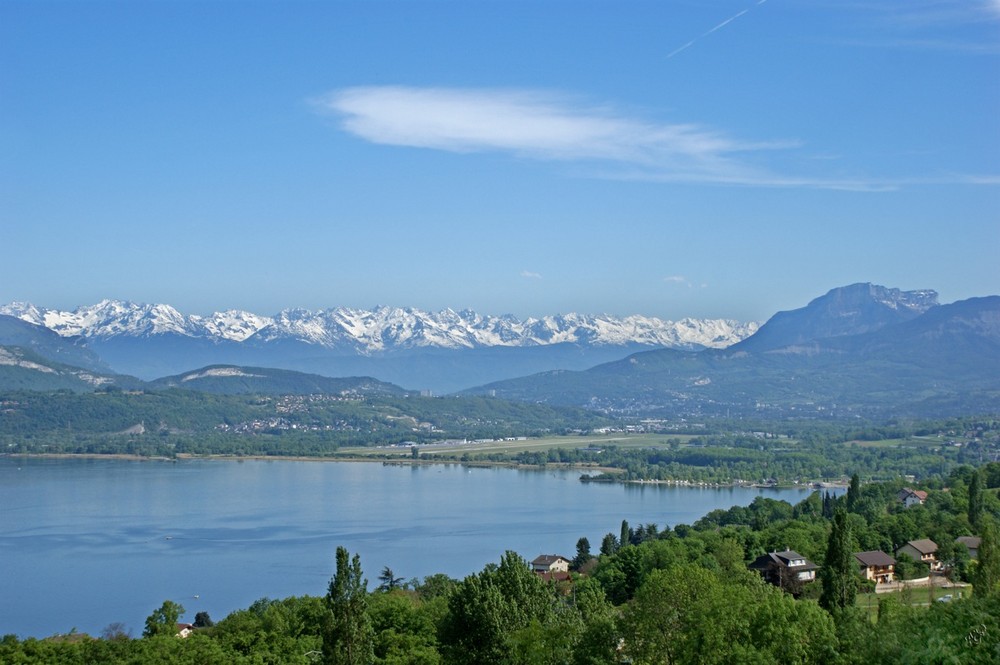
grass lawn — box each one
[856,582,973,618]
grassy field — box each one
[339,432,696,458]
[856,582,973,618]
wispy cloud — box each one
[821,0,1000,53]
[316,86,998,190]
[664,275,690,285]
[319,86,800,186]
[520,270,542,279]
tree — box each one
[143,600,185,638]
[439,551,555,665]
[323,546,374,665]
[846,473,861,513]
[599,533,618,556]
[193,611,214,628]
[100,622,131,640]
[572,537,592,571]
[620,520,631,548]
[971,516,1000,598]
[377,566,405,592]
[820,508,857,612]
[968,470,984,530]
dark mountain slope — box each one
[0,315,108,372]
[465,292,1000,419]
[731,283,937,353]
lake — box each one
[0,456,823,638]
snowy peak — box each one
[0,301,759,352]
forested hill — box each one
[0,388,610,456]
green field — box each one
[339,432,696,458]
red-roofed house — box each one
[898,488,928,508]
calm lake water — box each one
[1,457,820,638]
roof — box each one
[538,571,572,583]
[749,550,818,571]
[532,554,570,566]
[900,539,938,554]
[956,536,981,548]
[898,488,928,501]
[854,550,896,567]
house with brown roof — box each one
[532,554,571,574]
[897,488,928,508]
[895,539,941,571]
[748,549,818,593]
[531,554,572,583]
[854,550,895,584]
[956,536,981,560]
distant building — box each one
[956,536,981,560]
[532,554,571,574]
[748,549,818,592]
[854,550,896,584]
[895,539,941,571]
[531,554,572,582]
[897,488,928,508]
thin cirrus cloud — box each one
[317,85,996,190]
[318,85,816,188]
[521,270,542,280]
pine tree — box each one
[323,546,374,665]
[573,536,593,570]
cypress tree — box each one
[820,508,857,612]
[968,470,984,530]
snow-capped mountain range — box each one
[0,300,759,353]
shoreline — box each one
[1,452,842,489]
[1,451,624,475]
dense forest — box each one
[4,465,1000,664]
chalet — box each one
[897,488,928,508]
[955,536,981,560]
[532,554,571,574]
[854,550,895,584]
[748,549,818,591]
[175,623,194,639]
[895,539,941,571]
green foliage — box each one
[143,600,185,638]
[438,551,556,665]
[971,516,1000,598]
[820,509,858,612]
[323,547,374,665]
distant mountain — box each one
[730,283,938,353]
[148,365,409,396]
[0,301,758,391]
[0,314,109,372]
[0,346,137,392]
[465,288,1000,419]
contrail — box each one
[668,0,767,58]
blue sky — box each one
[2,0,998,322]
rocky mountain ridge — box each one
[0,300,758,353]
